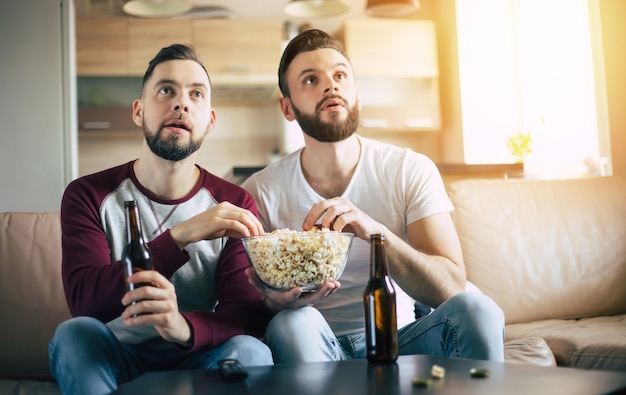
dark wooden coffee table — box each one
[112,354,626,395]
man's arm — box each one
[383,212,466,308]
[60,179,189,321]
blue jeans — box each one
[264,291,505,363]
[48,316,272,395]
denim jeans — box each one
[264,291,505,363]
[48,316,272,395]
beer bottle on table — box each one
[364,233,398,363]
[122,200,154,298]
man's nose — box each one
[173,96,190,113]
[323,75,340,94]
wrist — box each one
[174,314,193,347]
[169,225,188,250]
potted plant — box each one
[507,132,532,164]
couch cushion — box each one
[505,315,626,372]
[503,336,556,367]
[0,212,70,380]
[448,176,626,324]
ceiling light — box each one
[123,0,192,18]
[284,0,350,18]
[365,0,420,18]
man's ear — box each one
[206,108,216,134]
[279,97,296,122]
[131,99,143,127]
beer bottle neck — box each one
[124,201,146,245]
[370,234,389,278]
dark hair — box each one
[278,29,349,97]
[142,43,211,89]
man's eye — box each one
[304,76,316,85]
[192,90,204,99]
[159,87,172,95]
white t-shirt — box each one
[242,136,454,336]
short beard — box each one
[144,125,202,162]
[292,96,359,143]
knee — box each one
[456,292,505,328]
[264,307,338,363]
[265,306,326,341]
[51,317,108,345]
[49,316,114,374]
[220,335,273,366]
[49,317,113,357]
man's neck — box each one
[300,134,361,199]
[133,150,199,200]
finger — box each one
[219,211,264,238]
[127,269,163,286]
[244,211,265,236]
[121,284,160,307]
[262,285,303,307]
[121,297,159,323]
[317,200,353,230]
[297,282,338,305]
[302,200,333,230]
[329,210,353,232]
[122,288,178,322]
[226,204,263,231]
[223,205,264,236]
[325,281,341,296]
[315,281,340,297]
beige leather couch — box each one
[448,175,626,372]
[0,176,623,393]
[0,212,66,394]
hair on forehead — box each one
[278,29,350,97]
[142,43,211,89]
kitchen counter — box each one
[224,166,266,185]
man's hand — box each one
[121,270,191,346]
[245,267,340,311]
[302,197,388,241]
[170,202,264,250]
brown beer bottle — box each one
[364,233,398,363]
[122,200,154,296]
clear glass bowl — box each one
[242,231,354,291]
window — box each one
[456,0,607,177]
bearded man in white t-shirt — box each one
[242,29,505,363]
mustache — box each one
[316,95,349,112]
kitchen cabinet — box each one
[342,20,441,131]
[192,19,282,75]
[128,19,192,75]
[76,18,128,75]
[343,19,438,78]
[76,18,282,78]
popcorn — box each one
[243,228,353,290]
[431,364,445,379]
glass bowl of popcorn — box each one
[242,228,354,291]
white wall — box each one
[0,0,76,212]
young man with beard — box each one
[49,44,273,395]
[242,29,505,363]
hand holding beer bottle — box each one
[122,200,154,315]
